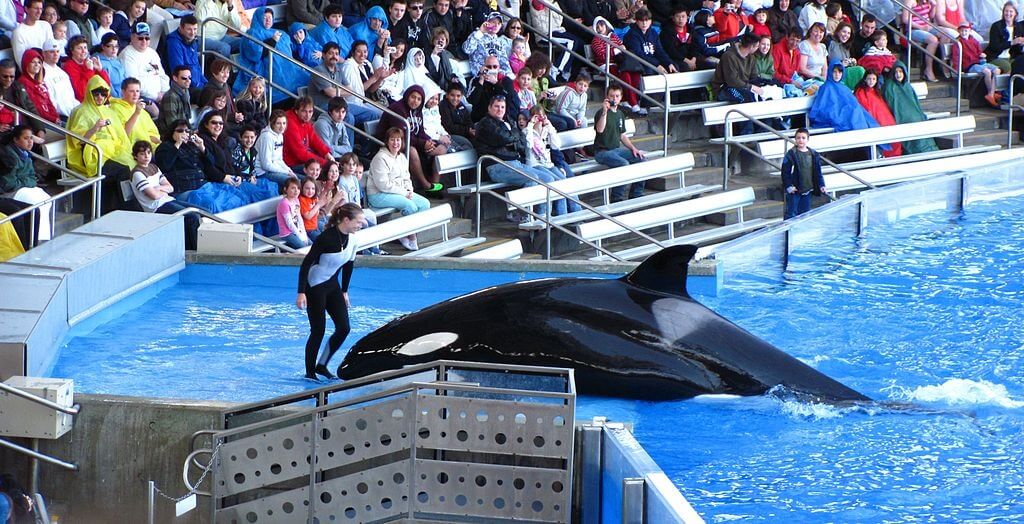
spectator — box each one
[523,105,574,212]
[290,23,323,68]
[851,14,878,60]
[11,0,52,70]
[309,4,354,59]
[310,42,348,109]
[714,0,747,42]
[797,0,827,34]
[621,8,677,115]
[527,0,582,82]
[371,38,408,103]
[92,5,118,48]
[592,16,624,75]
[154,119,205,197]
[509,66,538,118]
[828,22,865,87]
[400,47,437,96]
[129,140,199,249]
[194,0,243,54]
[193,89,229,128]
[62,0,95,45]
[446,0,474,59]
[592,85,648,202]
[64,35,112,101]
[711,33,763,107]
[348,5,389,62]
[232,124,258,180]
[809,61,882,133]
[690,10,724,69]
[1,58,46,137]
[438,82,474,142]
[201,59,244,132]
[466,54,514,123]
[422,0,456,44]
[424,27,459,91]
[500,18,531,61]
[340,40,393,114]
[40,37,77,119]
[854,70,902,157]
[51,21,67,57]
[314,96,353,158]
[112,77,161,145]
[277,178,312,248]
[234,7,310,102]
[96,33,127,98]
[750,7,771,37]
[771,28,801,85]
[385,0,409,41]
[780,128,825,219]
[198,110,264,195]
[509,37,528,76]
[768,0,799,44]
[284,96,334,169]
[473,95,562,218]
[421,82,470,152]
[824,2,843,36]
[120,23,169,102]
[298,176,326,241]
[661,9,698,73]
[159,66,192,134]
[376,84,444,193]
[859,30,897,76]
[902,0,941,82]
[235,76,268,133]
[255,110,297,186]
[0,125,52,240]
[367,126,429,250]
[164,16,209,92]
[463,11,512,77]
[797,22,828,81]
[752,35,776,82]
[882,61,939,154]
[952,22,1001,106]
[112,0,147,49]
[66,76,134,212]
[288,0,328,26]
[395,0,430,50]
[523,51,553,107]
[17,49,60,126]
[553,70,591,131]
[984,1,1024,73]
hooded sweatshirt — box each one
[254,126,291,175]
[17,49,59,124]
[290,23,323,68]
[621,20,673,74]
[377,84,431,149]
[554,83,588,125]
[66,75,133,176]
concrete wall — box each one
[0,394,230,524]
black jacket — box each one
[985,20,1024,61]
[466,74,515,122]
[473,114,526,171]
[439,99,474,138]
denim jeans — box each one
[155,200,200,250]
[203,37,234,59]
[281,232,311,249]
[594,147,646,202]
[784,191,812,219]
[367,191,430,216]
[259,171,296,188]
[346,103,384,146]
[486,160,564,216]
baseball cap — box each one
[42,36,60,52]
[485,11,502,20]
[957,22,971,30]
[133,22,151,35]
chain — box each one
[152,440,224,503]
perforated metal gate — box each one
[209,363,575,523]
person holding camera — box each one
[463,11,512,77]
[67,76,135,213]
[592,85,648,203]
[466,55,515,122]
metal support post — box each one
[622,477,645,524]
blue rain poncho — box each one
[349,6,389,61]
[809,60,882,133]
[233,7,311,102]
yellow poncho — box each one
[66,76,134,177]
[109,97,161,147]
[0,213,25,262]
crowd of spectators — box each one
[0,0,1017,255]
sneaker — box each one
[399,235,419,251]
[632,105,649,116]
[985,93,999,107]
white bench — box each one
[822,148,1024,192]
[403,235,486,257]
[758,115,976,160]
[352,203,476,253]
[440,119,640,195]
[640,70,726,115]
[577,187,764,256]
[591,218,781,261]
[505,153,703,229]
[461,239,523,259]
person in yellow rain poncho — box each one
[0,212,26,262]
[109,77,162,147]
[66,75,136,214]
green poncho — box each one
[67,76,134,177]
[882,61,938,155]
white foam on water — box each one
[778,400,848,420]
[893,378,1024,408]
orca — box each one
[338,245,870,402]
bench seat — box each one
[822,148,1024,192]
[590,218,781,261]
[461,239,523,259]
[352,203,454,250]
[402,236,486,257]
[518,183,720,230]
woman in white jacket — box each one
[367,126,429,251]
[254,110,297,186]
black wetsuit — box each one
[297,226,356,377]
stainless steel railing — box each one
[1006,74,1024,148]
[0,381,80,471]
[474,154,666,259]
[170,206,304,254]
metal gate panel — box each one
[315,397,413,470]
[217,418,315,497]
[214,461,409,524]
[414,395,572,458]
[413,459,570,523]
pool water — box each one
[53,196,1024,521]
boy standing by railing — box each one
[780,128,826,219]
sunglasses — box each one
[92,90,110,96]
[409,4,423,9]
[174,128,190,133]
[209,120,224,125]
[136,35,151,40]
[492,94,506,101]
[485,64,499,69]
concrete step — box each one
[647,166,722,191]
[936,128,1018,149]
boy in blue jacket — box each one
[780,128,826,219]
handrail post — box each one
[1008,75,1024,149]
[723,111,732,189]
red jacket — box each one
[283,109,331,167]
[713,8,747,41]
[771,38,800,85]
[63,59,111,101]
[952,36,984,72]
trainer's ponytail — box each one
[328,202,364,229]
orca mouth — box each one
[396,332,459,356]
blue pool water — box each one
[53,196,1024,521]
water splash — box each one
[890,379,1024,408]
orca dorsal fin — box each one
[621,245,697,298]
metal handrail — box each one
[474,154,665,259]
[170,206,304,254]
[531,0,672,153]
[198,17,408,156]
[1006,74,1024,148]
[0,381,80,471]
[721,108,876,192]
[0,99,106,222]
[0,438,77,471]
[852,0,962,116]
